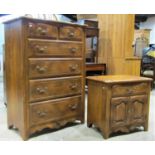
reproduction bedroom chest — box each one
[4,17,86,140]
[87,75,152,139]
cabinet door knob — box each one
[56,121,61,127]
[36,65,46,74]
[128,109,131,113]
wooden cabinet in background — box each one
[4,17,86,140]
[97,14,141,76]
[87,75,152,139]
[134,29,151,57]
[85,20,99,63]
[134,29,151,45]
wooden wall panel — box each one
[97,14,141,75]
[124,58,141,76]
[107,58,125,75]
[124,15,135,58]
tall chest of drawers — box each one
[4,17,86,140]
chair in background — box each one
[140,52,155,87]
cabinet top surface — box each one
[3,16,87,28]
[87,75,152,84]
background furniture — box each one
[85,20,99,63]
[86,63,106,76]
[134,37,148,57]
[141,54,155,87]
[84,20,107,78]
[85,63,106,88]
[134,29,151,45]
[97,14,141,76]
[134,29,151,57]
[124,57,141,75]
[4,17,86,140]
[87,75,152,139]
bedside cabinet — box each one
[87,75,152,139]
[4,17,86,140]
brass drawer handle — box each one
[37,27,47,35]
[37,27,42,31]
[69,64,78,72]
[36,65,47,74]
[70,84,78,90]
[41,29,47,35]
[70,47,77,53]
[68,103,78,110]
[68,32,74,37]
[28,23,33,28]
[127,89,133,94]
[36,87,47,94]
[37,111,47,117]
[35,45,47,53]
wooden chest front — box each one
[4,17,86,140]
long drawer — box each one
[112,82,148,97]
[30,96,81,126]
[29,58,82,78]
[29,77,82,102]
[28,40,83,57]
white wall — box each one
[140,16,155,44]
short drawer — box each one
[28,40,83,57]
[29,77,82,102]
[27,22,58,39]
[112,83,148,97]
[59,26,83,41]
[30,96,81,126]
[29,59,83,78]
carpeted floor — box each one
[0,82,155,141]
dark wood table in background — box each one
[86,63,106,76]
[85,63,106,89]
